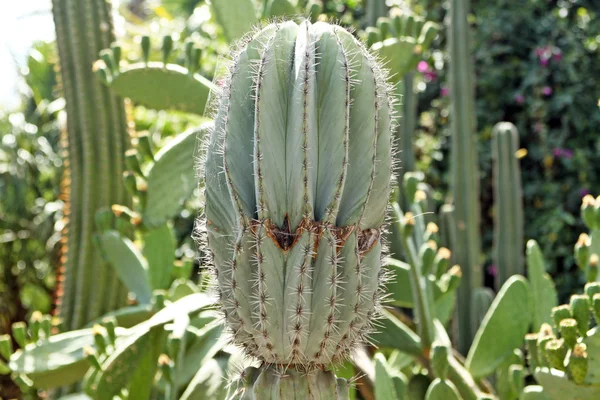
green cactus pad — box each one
[370,309,422,357]
[582,327,600,385]
[143,124,209,228]
[534,367,600,400]
[371,37,417,82]
[9,327,126,389]
[466,275,532,377]
[180,357,228,400]
[96,230,152,304]
[211,0,258,43]
[106,63,216,115]
[85,328,162,399]
[142,224,175,290]
[424,378,461,400]
[526,240,559,331]
[375,353,409,400]
[520,385,549,400]
[201,20,394,368]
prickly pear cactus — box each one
[200,19,394,387]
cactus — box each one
[465,276,532,378]
[492,122,525,289]
[51,0,131,330]
[447,0,482,353]
[526,240,558,331]
[200,20,394,395]
[211,0,258,43]
[95,37,216,115]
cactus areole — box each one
[201,20,394,372]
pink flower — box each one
[514,94,525,104]
[553,147,573,159]
[552,49,563,62]
[424,71,437,81]
[539,57,549,67]
[441,86,449,96]
[542,86,552,96]
[417,61,429,73]
[487,264,498,277]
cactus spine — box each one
[52,0,130,329]
[492,122,524,289]
[447,0,482,352]
[201,20,394,393]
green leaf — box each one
[375,353,408,400]
[169,279,200,302]
[526,240,558,331]
[520,385,549,400]
[267,0,296,17]
[179,358,228,400]
[466,276,532,378]
[9,327,127,389]
[424,378,460,400]
[96,230,152,304]
[211,0,258,43]
[143,224,176,290]
[108,63,216,115]
[370,309,422,357]
[534,368,600,400]
[385,259,414,307]
[143,125,208,228]
[582,327,600,385]
[371,37,417,83]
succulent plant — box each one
[51,0,131,331]
[200,19,394,394]
[492,122,524,289]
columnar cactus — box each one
[201,19,394,394]
[51,0,131,330]
[492,122,524,289]
[447,0,482,352]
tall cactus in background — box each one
[447,0,482,353]
[492,122,524,290]
[201,20,394,398]
[51,0,130,330]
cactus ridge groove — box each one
[198,19,395,371]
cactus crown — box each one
[199,19,395,369]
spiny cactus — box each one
[447,0,482,353]
[51,0,131,330]
[492,122,524,290]
[200,19,394,393]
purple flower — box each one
[542,86,552,96]
[553,147,573,159]
[487,264,498,277]
[424,71,438,81]
[514,94,525,104]
[552,49,563,62]
[581,188,591,198]
[417,61,429,73]
[535,47,545,57]
[441,86,450,96]
[539,57,549,67]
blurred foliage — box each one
[1,0,598,358]
[410,0,600,299]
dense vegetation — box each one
[0,0,599,399]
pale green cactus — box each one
[200,19,394,392]
[492,121,524,289]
